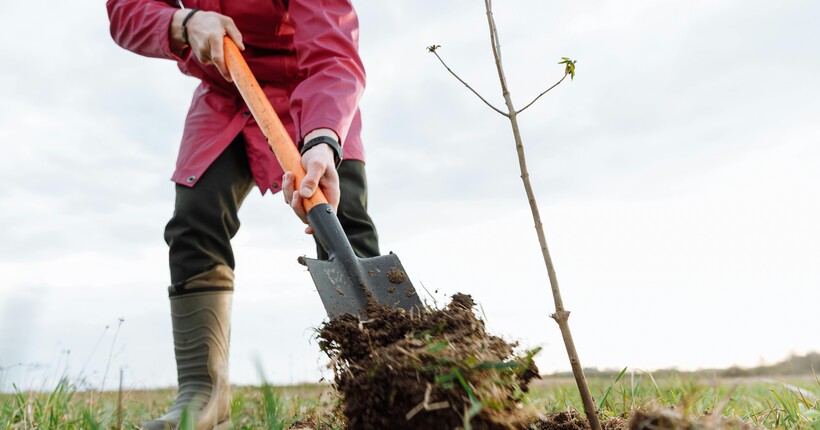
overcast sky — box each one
[1,0,818,391]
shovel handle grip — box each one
[223,36,327,212]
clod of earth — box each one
[627,409,760,430]
[318,293,541,430]
[386,267,408,284]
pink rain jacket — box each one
[106,0,366,194]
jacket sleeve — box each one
[288,0,366,146]
[106,0,186,61]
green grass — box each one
[526,373,819,429]
[1,374,817,429]
[0,382,334,430]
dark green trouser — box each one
[164,137,380,287]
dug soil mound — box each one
[317,293,541,430]
[311,294,756,430]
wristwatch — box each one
[300,135,343,168]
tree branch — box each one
[428,47,509,117]
[516,74,568,115]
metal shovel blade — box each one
[303,253,423,319]
[304,203,424,319]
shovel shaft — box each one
[224,37,423,319]
[223,36,327,212]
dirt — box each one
[317,293,541,430]
[314,294,758,430]
[288,407,630,430]
[526,411,591,429]
[627,409,759,429]
[386,267,408,284]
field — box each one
[2,302,818,430]
[1,373,818,429]
[3,303,817,429]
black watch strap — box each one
[300,135,343,168]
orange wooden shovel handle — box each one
[223,36,327,212]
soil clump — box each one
[318,293,540,429]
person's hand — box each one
[170,9,245,81]
[282,143,340,234]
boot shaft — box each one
[168,290,232,416]
[143,289,233,430]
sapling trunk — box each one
[483,4,601,428]
[430,1,602,428]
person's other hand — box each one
[282,143,340,235]
[171,9,245,81]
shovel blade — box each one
[304,253,424,319]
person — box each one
[106,1,379,428]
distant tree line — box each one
[547,352,819,378]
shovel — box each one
[223,37,423,319]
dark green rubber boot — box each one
[142,287,232,430]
